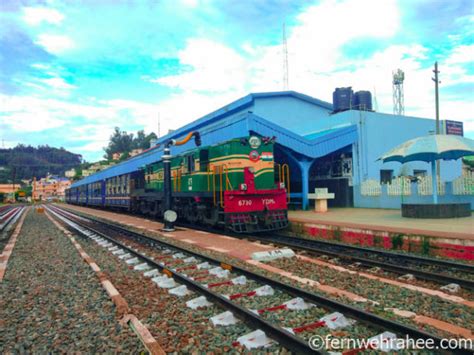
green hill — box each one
[0,145,82,184]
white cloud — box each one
[23,7,64,26]
[153,38,248,93]
[180,0,200,8]
[3,0,472,159]
[40,77,76,90]
[445,44,474,65]
[146,0,473,139]
[31,63,51,70]
[144,0,402,130]
[36,34,75,54]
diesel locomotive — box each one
[66,135,289,233]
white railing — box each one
[387,176,411,196]
[417,175,445,195]
[361,179,381,196]
[453,172,474,195]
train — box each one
[66,134,289,233]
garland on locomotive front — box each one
[132,135,288,232]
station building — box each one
[152,91,472,210]
[75,90,473,210]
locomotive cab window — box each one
[199,149,209,172]
[186,155,195,173]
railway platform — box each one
[289,208,474,261]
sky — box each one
[0,0,473,162]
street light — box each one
[162,131,201,231]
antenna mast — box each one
[392,69,405,116]
[373,86,379,111]
[282,23,289,90]
[157,112,161,138]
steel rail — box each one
[251,233,474,291]
[48,207,313,354]
[170,216,474,288]
[50,205,469,354]
[275,233,474,273]
[0,207,22,232]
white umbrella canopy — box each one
[378,134,474,204]
[379,134,474,163]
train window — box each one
[186,155,195,173]
[199,149,209,172]
[123,176,128,193]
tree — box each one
[104,127,158,159]
[133,130,157,150]
[103,127,134,160]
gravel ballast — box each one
[59,205,468,339]
[0,209,144,353]
[66,222,278,353]
[265,257,474,331]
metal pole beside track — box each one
[162,146,174,231]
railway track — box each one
[0,205,14,218]
[169,215,474,291]
[0,206,24,233]
[0,206,25,252]
[57,204,474,290]
[48,205,469,354]
[251,233,474,291]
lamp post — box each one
[162,143,175,231]
[162,131,201,232]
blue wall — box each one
[329,110,463,186]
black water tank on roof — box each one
[354,90,372,111]
[333,87,354,112]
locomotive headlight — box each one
[249,151,260,162]
[248,136,261,149]
[164,210,177,223]
[240,183,248,191]
[279,182,285,189]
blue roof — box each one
[71,111,356,188]
[154,91,333,147]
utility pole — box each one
[432,62,441,187]
[432,62,440,134]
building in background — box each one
[33,175,71,201]
[129,148,143,157]
[0,184,21,203]
[65,168,76,178]
[0,184,21,194]
[112,152,121,160]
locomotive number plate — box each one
[238,199,253,207]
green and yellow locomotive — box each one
[132,135,288,232]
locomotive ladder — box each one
[172,169,182,192]
[208,164,233,207]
